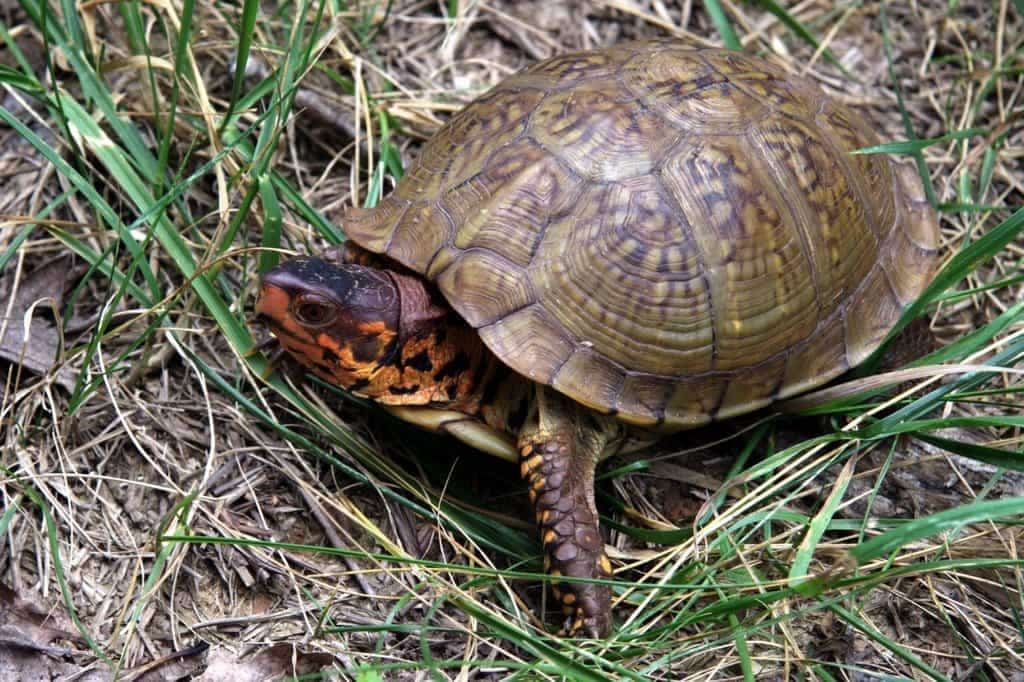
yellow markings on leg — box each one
[520,454,544,477]
[599,555,613,576]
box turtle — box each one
[255,40,939,637]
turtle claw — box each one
[560,603,611,639]
[246,332,309,383]
[245,332,280,358]
[259,345,288,380]
[246,333,287,379]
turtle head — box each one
[255,257,401,388]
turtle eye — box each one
[293,295,336,327]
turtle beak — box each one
[255,259,318,329]
[249,277,289,374]
[254,277,290,328]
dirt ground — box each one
[1,0,1023,679]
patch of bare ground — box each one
[1,0,1021,678]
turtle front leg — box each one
[518,387,613,637]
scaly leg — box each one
[518,387,613,637]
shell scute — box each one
[660,135,819,371]
[616,374,673,426]
[551,350,624,415]
[529,82,679,182]
[881,165,941,305]
[478,305,572,384]
[778,312,849,399]
[503,46,631,91]
[716,354,786,419]
[436,89,546,190]
[343,198,409,252]
[392,154,449,201]
[530,177,715,376]
[817,101,897,235]
[622,48,770,134]
[451,141,582,267]
[383,201,456,272]
[435,249,534,327]
[844,268,904,366]
[663,375,725,428]
[747,114,879,311]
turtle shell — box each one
[342,41,940,428]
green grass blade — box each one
[861,205,1024,371]
[830,604,945,679]
[449,596,641,680]
[22,0,160,182]
[220,0,261,134]
[0,104,161,299]
[913,434,1024,471]
[789,458,854,592]
[878,0,937,207]
[919,204,1024,301]
[853,127,987,155]
[0,20,42,75]
[750,0,852,77]
[57,0,89,58]
[0,223,36,272]
[258,174,283,272]
[0,64,44,95]
[16,479,111,664]
[117,1,147,55]
[849,497,1024,566]
[44,226,152,305]
[705,0,742,50]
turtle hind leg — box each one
[518,387,613,637]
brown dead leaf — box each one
[0,255,84,390]
[128,642,210,682]
[0,582,109,681]
[0,646,110,682]
[0,582,77,648]
[196,643,336,681]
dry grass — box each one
[1,0,1022,678]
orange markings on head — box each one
[255,283,292,322]
[256,255,497,412]
[256,257,409,394]
[257,283,321,361]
